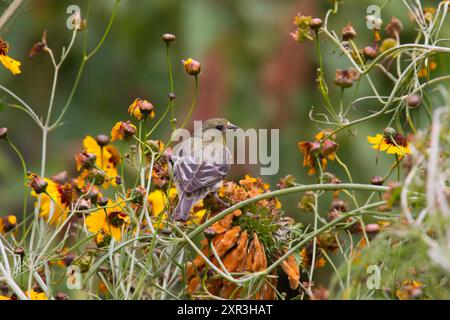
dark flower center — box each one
[107,211,127,227]
[384,133,408,147]
[0,40,8,56]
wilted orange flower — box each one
[128,98,155,120]
[187,178,300,299]
[298,131,338,175]
[111,121,136,141]
[300,245,326,269]
[334,68,360,88]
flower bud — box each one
[168,92,176,101]
[77,199,91,211]
[385,16,403,37]
[29,174,48,194]
[182,58,201,76]
[363,46,377,59]
[341,23,357,41]
[138,99,154,116]
[51,171,68,184]
[89,169,106,186]
[379,38,397,53]
[75,152,97,171]
[14,247,25,258]
[330,199,348,213]
[309,18,323,31]
[161,228,172,236]
[146,140,162,153]
[115,175,122,185]
[55,292,70,300]
[365,223,380,234]
[88,189,99,204]
[0,127,8,139]
[97,196,109,207]
[123,121,136,138]
[162,33,176,44]
[406,94,422,109]
[96,134,110,147]
[204,227,216,240]
[383,127,396,136]
[130,186,146,204]
[371,176,384,186]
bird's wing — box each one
[171,137,230,195]
[174,158,230,195]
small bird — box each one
[170,118,239,221]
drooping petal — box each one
[0,55,21,75]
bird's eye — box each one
[215,125,224,131]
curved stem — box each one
[5,138,28,239]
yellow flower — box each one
[31,179,71,225]
[77,136,120,188]
[0,214,17,234]
[128,98,155,120]
[148,188,206,227]
[367,133,410,156]
[111,121,136,141]
[0,39,21,75]
[25,290,48,300]
[148,189,168,217]
[85,200,129,243]
[0,295,10,300]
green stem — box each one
[187,183,388,239]
[5,138,28,240]
[180,75,199,129]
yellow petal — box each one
[148,190,167,216]
[0,55,21,75]
[367,134,383,144]
[85,211,107,234]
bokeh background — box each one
[1,0,449,290]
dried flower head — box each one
[385,16,403,37]
[128,98,155,120]
[298,130,339,175]
[341,23,357,41]
[111,121,137,141]
[334,68,360,88]
[290,13,313,42]
[187,176,301,299]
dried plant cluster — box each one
[0,0,449,300]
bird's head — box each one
[202,118,239,133]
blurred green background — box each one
[0,0,449,287]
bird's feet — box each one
[214,192,230,208]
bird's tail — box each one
[173,193,197,222]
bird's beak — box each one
[226,123,240,131]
